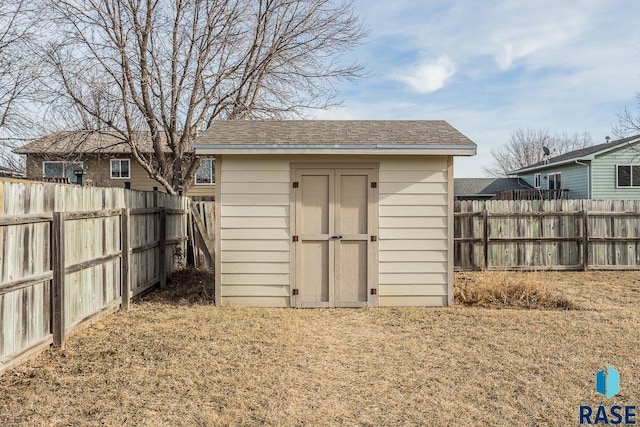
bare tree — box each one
[484,128,593,177]
[43,0,367,193]
[0,0,42,171]
[614,93,640,138]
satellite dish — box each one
[542,146,551,155]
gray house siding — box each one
[518,163,589,198]
[592,145,640,200]
[517,172,537,189]
[554,163,589,199]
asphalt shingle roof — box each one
[14,131,184,154]
[513,134,640,172]
[197,120,477,147]
[454,178,532,196]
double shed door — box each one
[293,167,378,307]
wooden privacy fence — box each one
[455,199,640,271]
[0,181,188,373]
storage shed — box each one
[195,121,476,307]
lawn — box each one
[0,271,639,426]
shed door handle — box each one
[331,235,343,239]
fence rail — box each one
[493,189,570,200]
[455,199,640,271]
[0,180,188,373]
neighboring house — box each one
[13,131,215,198]
[0,165,23,178]
[511,135,640,200]
[454,178,532,200]
[194,120,477,308]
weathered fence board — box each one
[0,181,188,372]
[455,199,640,271]
[191,201,215,267]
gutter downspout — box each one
[575,160,591,199]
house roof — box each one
[512,134,640,174]
[0,165,22,177]
[195,120,477,156]
[0,165,16,173]
[454,178,532,197]
[14,131,187,155]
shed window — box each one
[43,161,84,184]
[111,159,130,179]
[195,159,215,185]
[534,173,541,188]
[617,165,640,187]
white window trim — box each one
[42,161,84,182]
[110,158,131,179]
[534,173,541,188]
[548,172,562,190]
[42,161,65,177]
[194,159,215,186]
[615,164,640,188]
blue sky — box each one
[312,0,640,177]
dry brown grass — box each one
[455,270,577,310]
[0,270,639,426]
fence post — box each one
[582,209,589,271]
[51,212,65,349]
[121,208,131,309]
[483,205,489,269]
[159,207,167,289]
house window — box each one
[548,173,562,190]
[43,161,64,178]
[195,159,215,185]
[616,165,640,187]
[110,159,130,179]
[534,173,541,188]
[42,161,84,184]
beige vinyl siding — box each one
[217,154,452,307]
[378,156,449,306]
[219,155,290,306]
[186,184,215,197]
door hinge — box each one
[370,235,377,242]
[292,235,299,242]
[370,288,377,295]
[371,182,377,188]
[292,181,299,188]
[292,288,299,296]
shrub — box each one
[455,271,577,310]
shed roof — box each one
[195,120,477,156]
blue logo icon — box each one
[596,366,620,399]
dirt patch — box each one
[0,271,638,426]
[140,267,215,305]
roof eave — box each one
[13,149,180,155]
[512,156,593,174]
[195,143,477,156]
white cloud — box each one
[492,18,584,70]
[394,56,456,93]
[318,0,640,177]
